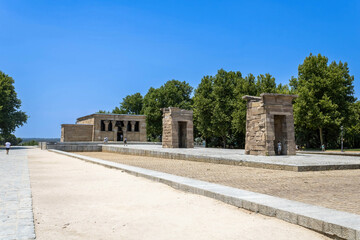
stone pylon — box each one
[242,93,298,156]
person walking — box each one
[5,141,11,155]
[321,144,325,151]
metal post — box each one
[341,126,344,152]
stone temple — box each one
[162,107,194,148]
[242,93,298,156]
[61,113,147,142]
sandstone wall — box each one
[61,124,93,142]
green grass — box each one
[325,149,360,152]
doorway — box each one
[117,131,123,141]
[178,122,187,148]
[274,115,287,155]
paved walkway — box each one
[0,147,35,240]
[29,148,329,240]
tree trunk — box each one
[223,136,226,148]
[319,127,324,147]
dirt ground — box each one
[79,151,360,215]
[28,149,330,240]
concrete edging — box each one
[49,149,360,240]
[299,151,360,157]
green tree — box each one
[231,74,257,147]
[113,93,143,115]
[290,54,355,147]
[211,69,240,148]
[142,80,193,140]
[96,110,110,114]
[194,69,291,148]
[0,71,28,139]
[142,87,162,140]
[193,75,215,146]
[345,101,360,148]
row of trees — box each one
[0,71,28,145]
[102,54,360,149]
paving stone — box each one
[0,147,36,240]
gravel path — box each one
[79,151,360,215]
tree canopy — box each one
[290,53,356,147]
[113,93,143,115]
[0,71,28,143]
[142,80,193,140]
[105,53,358,149]
[194,69,289,148]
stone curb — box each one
[49,149,360,240]
[299,151,360,157]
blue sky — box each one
[0,0,359,138]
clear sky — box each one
[0,0,359,138]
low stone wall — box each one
[46,142,102,152]
[42,142,160,152]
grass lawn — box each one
[326,149,360,152]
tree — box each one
[290,54,356,147]
[96,110,110,114]
[193,69,291,148]
[142,80,193,140]
[0,71,28,139]
[345,101,360,148]
[142,87,162,140]
[231,74,257,147]
[193,75,215,146]
[113,93,143,115]
[211,69,240,148]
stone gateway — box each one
[162,107,194,148]
[242,93,297,156]
[61,113,146,142]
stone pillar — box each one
[112,121,117,141]
[122,121,128,139]
[104,120,110,132]
[131,121,136,132]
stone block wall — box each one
[162,107,194,148]
[61,124,93,142]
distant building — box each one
[61,113,146,142]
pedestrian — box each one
[5,141,11,155]
[277,141,282,155]
[124,137,127,146]
[103,137,108,144]
[321,144,325,152]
